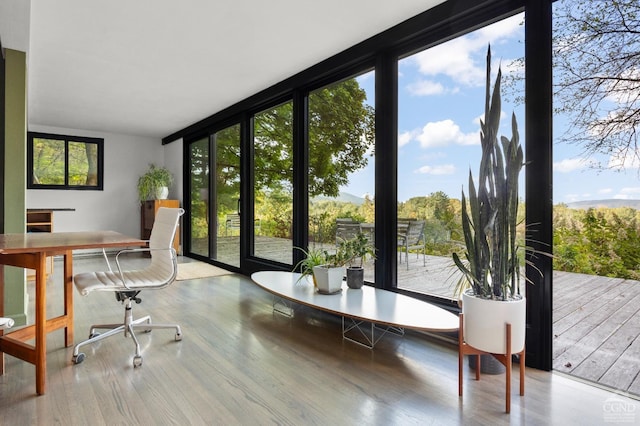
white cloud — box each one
[415,164,456,175]
[553,158,586,173]
[417,119,478,148]
[614,187,640,199]
[398,130,415,147]
[409,13,523,88]
[598,188,613,195]
[406,79,446,96]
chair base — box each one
[72,296,182,368]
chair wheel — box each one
[175,332,182,341]
[133,355,143,368]
[73,353,85,364]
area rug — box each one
[176,261,233,281]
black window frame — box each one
[27,131,104,190]
[172,0,554,371]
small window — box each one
[27,132,104,190]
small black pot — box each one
[346,267,364,289]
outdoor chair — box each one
[225,213,241,235]
[336,218,361,245]
[71,207,185,368]
[397,219,426,270]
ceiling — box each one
[1,0,444,139]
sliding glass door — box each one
[251,101,294,264]
[187,124,241,268]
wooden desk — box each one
[0,231,144,395]
[251,271,458,348]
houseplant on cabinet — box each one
[452,46,529,413]
[137,164,174,202]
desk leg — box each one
[35,253,47,395]
[63,251,74,347]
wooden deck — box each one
[391,253,640,397]
[198,235,640,396]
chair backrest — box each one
[405,220,425,245]
[149,207,184,274]
[336,221,360,245]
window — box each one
[27,132,104,190]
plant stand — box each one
[458,313,525,413]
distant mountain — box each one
[564,199,640,210]
[313,192,366,205]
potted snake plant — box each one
[452,46,527,358]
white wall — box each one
[27,125,181,238]
[164,137,183,203]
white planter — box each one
[155,186,169,199]
[312,265,345,294]
[462,289,526,354]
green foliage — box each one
[32,137,98,186]
[294,231,375,277]
[137,164,173,202]
[339,232,376,267]
[452,46,524,301]
[553,206,640,279]
[293,247,329,280]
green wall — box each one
[4,48,27,325]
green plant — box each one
[293,247,328,280]
[452,46,524,301]
[137,164,174,202]
[340,232,376,268]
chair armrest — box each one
[112,246,177,289]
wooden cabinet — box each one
[26,209,55,278]
[26,210,54,233]
[141,200,180,252]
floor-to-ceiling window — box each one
[178,0,554,371]
[396,13,526,302]
[252,101,294,264]
[187,124,241,268]
[307,71,376,282]
[550,0,640,397]
[189,137,209,257]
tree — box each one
[308,79,375,197]
[553,0,640,170]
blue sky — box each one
[344,11,640,205]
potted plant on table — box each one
[311,246,349,294]
[293,245,349,294]
[341,232,376,289]
[293,247,328,287]
[137,164,174,202]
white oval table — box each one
[251,270,459,348]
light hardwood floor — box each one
[1,256,638,425]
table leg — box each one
[64,251,74,347]
[35,252,47,395]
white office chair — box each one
[72,207,185,368]
[0,317,14,330]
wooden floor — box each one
[0,256,638,425]
[197,235,640,397]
